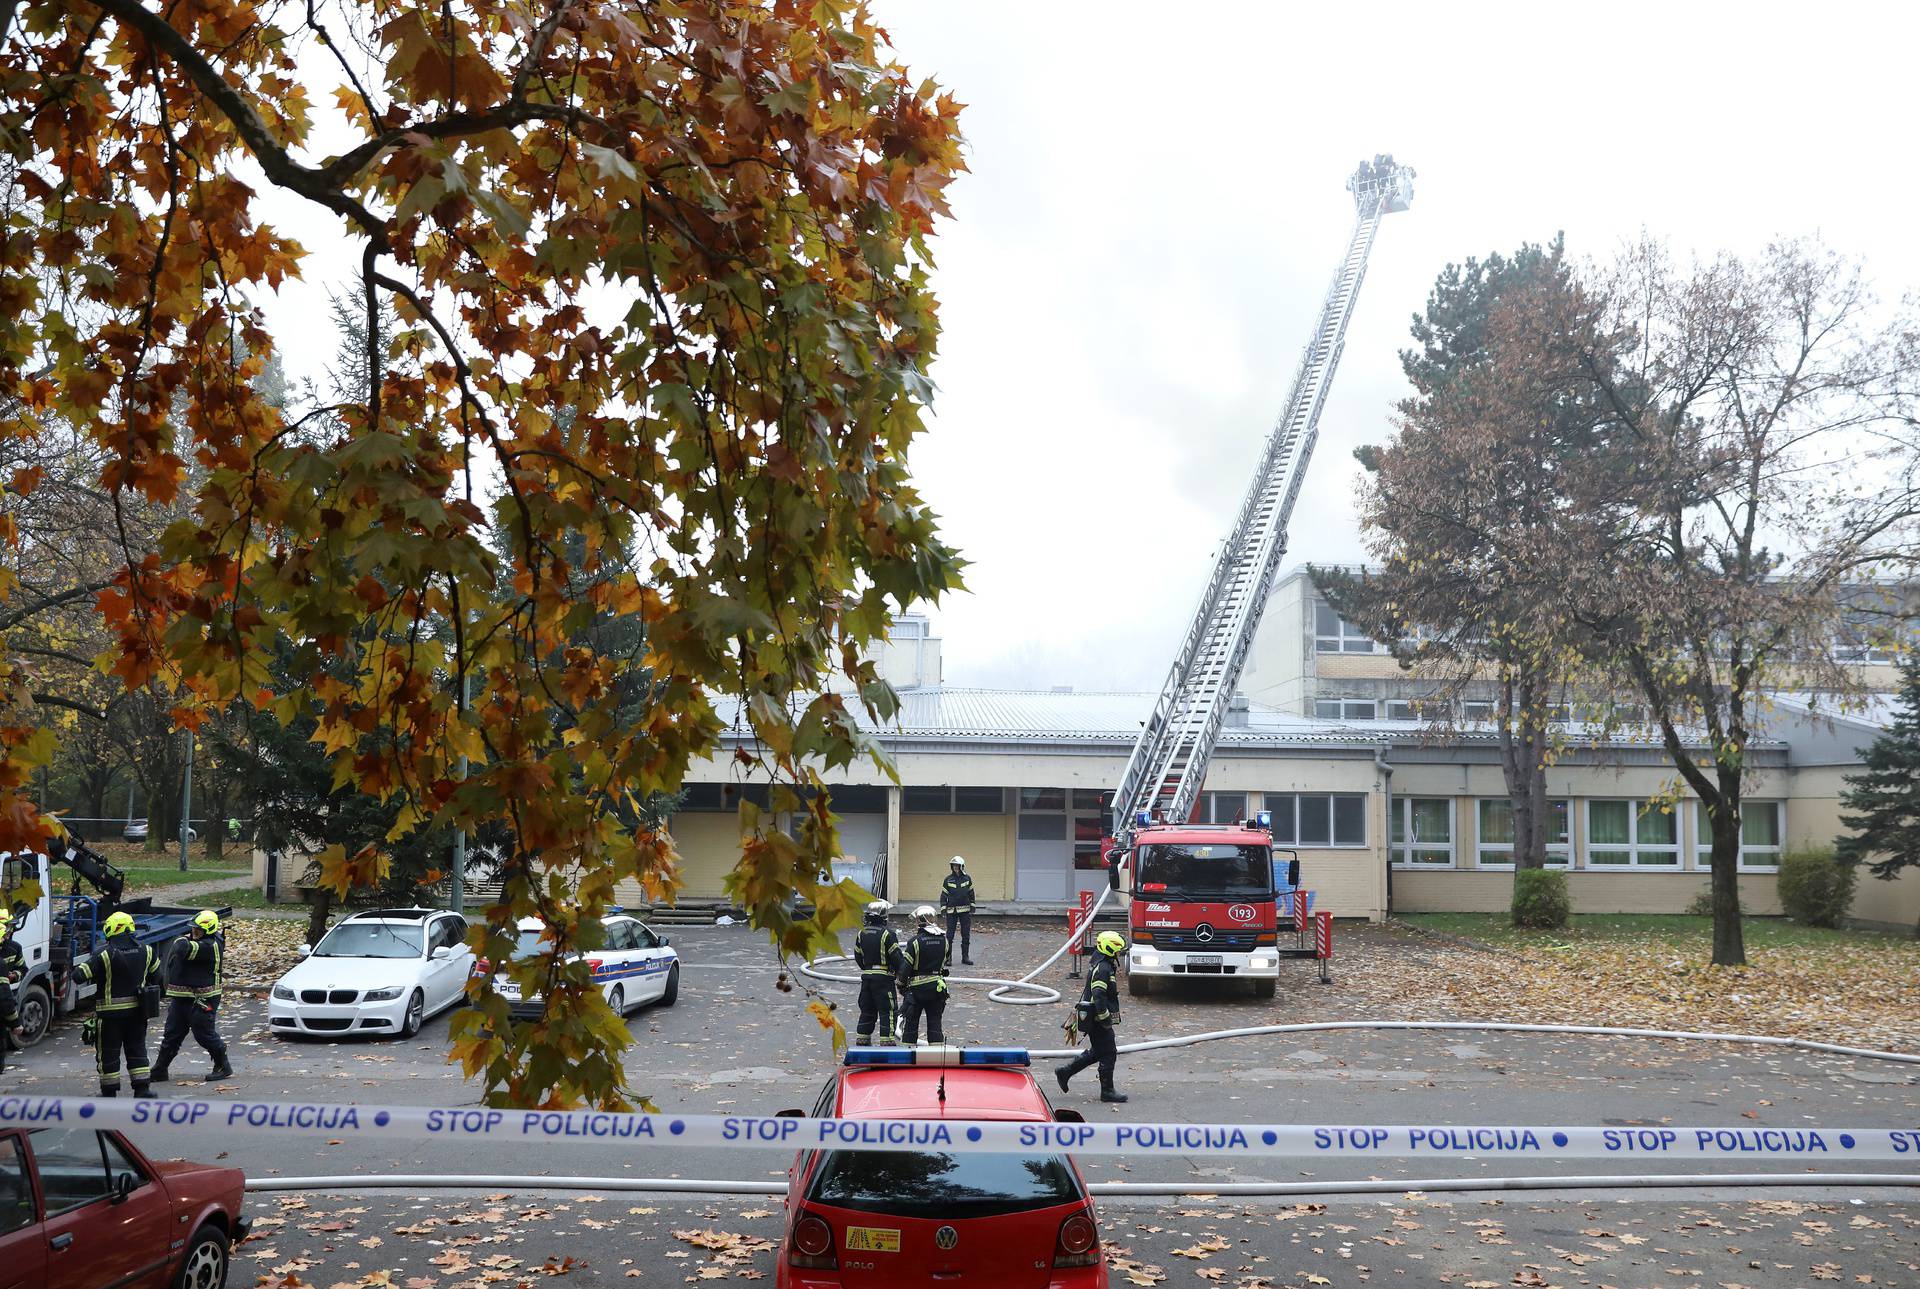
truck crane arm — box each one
[44,835,126,908]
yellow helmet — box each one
[103,911,137,938]
[194,909,220,934]
[0,907,11,927]
[1095,931,1126,957]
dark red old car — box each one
[0,1124,249,1289]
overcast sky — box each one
[870,0,1920,691]
[256,2,1920,695]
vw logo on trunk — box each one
[1193,923,1215,943]
[934,1226,959,1250]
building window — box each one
[1265,794,1367,847]
[1390,798,1454,866]
[954,787,1006,814]
[1586,800,1680,867]
[1198,792,1247,824]
[903,786,953,813]
[1694,801,1783,870]
[1476,798,1570,868]
[1462,700,1494,721]
[1384,700,1417,721]
[1314,603,1383,654]
[1018,787,1065,812]
[1313,699,1378,720]
[677,783,773,812]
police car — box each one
[489,913,680,1019]
[776,1046,1106,1288]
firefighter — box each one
[152,909,232,1083]
[0,908,25,1071]
[897,906,949,1046]
[71,911,160,1098]
[939,856,975,965]
[851,900,904,1045]
[1054,930,1128,1103]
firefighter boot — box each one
[1054,1052,1094,1092]
[207,1058,234,1081]
[149,1062,170,1083]
[1099,1078,1128,1104]
[98,1086,117,1098]
[133,1081,154,1099]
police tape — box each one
[1,1094,1917,1162]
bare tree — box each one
[1571,239,1920,965]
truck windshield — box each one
[808,1149,1081,1219]
[1135,844,1274,900]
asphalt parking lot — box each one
[6,919,1917,1285]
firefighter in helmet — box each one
[851,900,904,1045]
[939,856,975,965]
[897,905,949,1045]
[153,909,232,1083]
[1055,930,1128,1102]
[71,911,160,1098]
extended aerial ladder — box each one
[1109,156,1415,842]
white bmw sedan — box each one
[269,908,474,1039]
[491,912,680,1019]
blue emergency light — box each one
[1134,810,1152,828]
[1253,810,1272,832]
[844,1046,1030,1067]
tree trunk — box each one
[305,887,334,948]
[1706,787,1747,967]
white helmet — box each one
[949,855,966,868]
[913,904,937,922]
[924,923,946,936]
[865,899,892,914]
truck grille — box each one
[1158,930,1257,953]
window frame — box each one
[1313,603,1384,654]
[1389,797,1455,868]
[27,1128,134,1218]
[1584,799,1681,869]
[1474,798,1571,870]
[1313,698,1378,721]
[1693,800,1784,871]
[0,1133,35,1235]
[1263,793,1368,849]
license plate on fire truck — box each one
[1188,954,1222,966]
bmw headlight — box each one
[363,987,404,1002]
[271,985,294,1001]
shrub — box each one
[1776,845,1857,928]
[1683,890,1714,918]
[1510,867,1571,929]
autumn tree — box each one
[1570,240,1920,966]
[1318,240,1629,925]
[1,0,965,1105]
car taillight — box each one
[473,958,490,974]
[788,1211,836,1269]
[585,956,605,972]
[1055,1209,1099,1266]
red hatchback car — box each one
[777,1046,1108,1289]
[0,1125,250,1289]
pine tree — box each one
[1836,658,1920,882]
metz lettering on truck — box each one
[227,1104,361,1131]
[1694,1129,1829,1154]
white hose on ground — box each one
[798,883,1115,1005]
[1023,1018,1920,1064]
[246,1171,1920,1197]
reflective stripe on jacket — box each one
[902,929,948,989]
[166,934,222,999]
[853,926,901,977]
[940,875,975,914]
[75,938,157,1013]
[1081,956,1119,1026]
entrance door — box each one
[1014,811,1071,901]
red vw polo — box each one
[776,1046,1108,1288]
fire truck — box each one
[1103,157,1415,995]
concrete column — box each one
[885,786,902,903]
